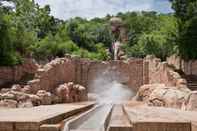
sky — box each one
[35,0,173,20]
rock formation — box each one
[55,82,87,103]
[134,84,189,108]
[0,54,196,110]
[183,91,197,111]
[0,82,87,108]
[0,59,38,88]
[133,56,197,110]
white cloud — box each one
[35,0,172,20]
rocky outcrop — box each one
[55,82,87,103]
[134,56,196,109]
[30,57,76,93]
[36,90,52,105]
[0,59,38,88]
[134,84,190,109]
[146,55,188,88]
[4,55,192,109]
[0,82,87,108]
[1,55,146,95]
[167,55,197,76]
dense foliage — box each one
[170,0,197,59]
[0,0,196,66]
[120,12,178,60]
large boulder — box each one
[148,87,187,108]
[135,84,189,108]
[36,90,52,105]
[134,84,166,101]
[74,84,87,101]
[55,83,69,103]
[55,82,87,103]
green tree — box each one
[170,0,197,59]
[0,6,22,66]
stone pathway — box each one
[1,101,197,131]
[124,103,197,131]
[0,102,94,131]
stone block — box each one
[15,123,40,131]
[0,123,13,131]
[133,122,191,131]
[40,124,61,131]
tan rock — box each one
[68,82,74,88]
[0,99,17,108]
[28,94,41,106]
[148,87,187,108]
[135,84,166,101]
[0,88,10,93]
[55,83,69,103]
[17,100,33,108]
[1,92,16,100]
[184,91,197,111]
[77,85,87,101]
[27,79,40,93]
[175,79,191,93]
[135,84,189,109]
[176,78,187,86]
[21,85,32,94]
[51,94,61,104]
[9,91,27,101]
[36,90,52,105]
[11,84,22,92]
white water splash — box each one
[88,68,135,104]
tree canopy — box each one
[170,0,197,59]
[0,0,196,66]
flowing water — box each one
[65,68,134,131]
[70,104,112,131]
[88,68,135,104]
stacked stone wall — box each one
[0,59,38,88]
[145,56,184,87]
[167,55,197,76]
[22,57,145,93]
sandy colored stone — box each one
[125,103,197,131]
[0,99,17,108]
[1,92,16,100]
[0,102,94,122]
[148,87,187,108]
[11,84,22,92]
[0,59,38,88]
[55,83,69,103]
[0,88,11,94]
[135,84,189,108]
[40,124,61,131]
[36,90,52,105]
[21,85,32,94]
[17,100,34,108]
[184,91,197,111]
